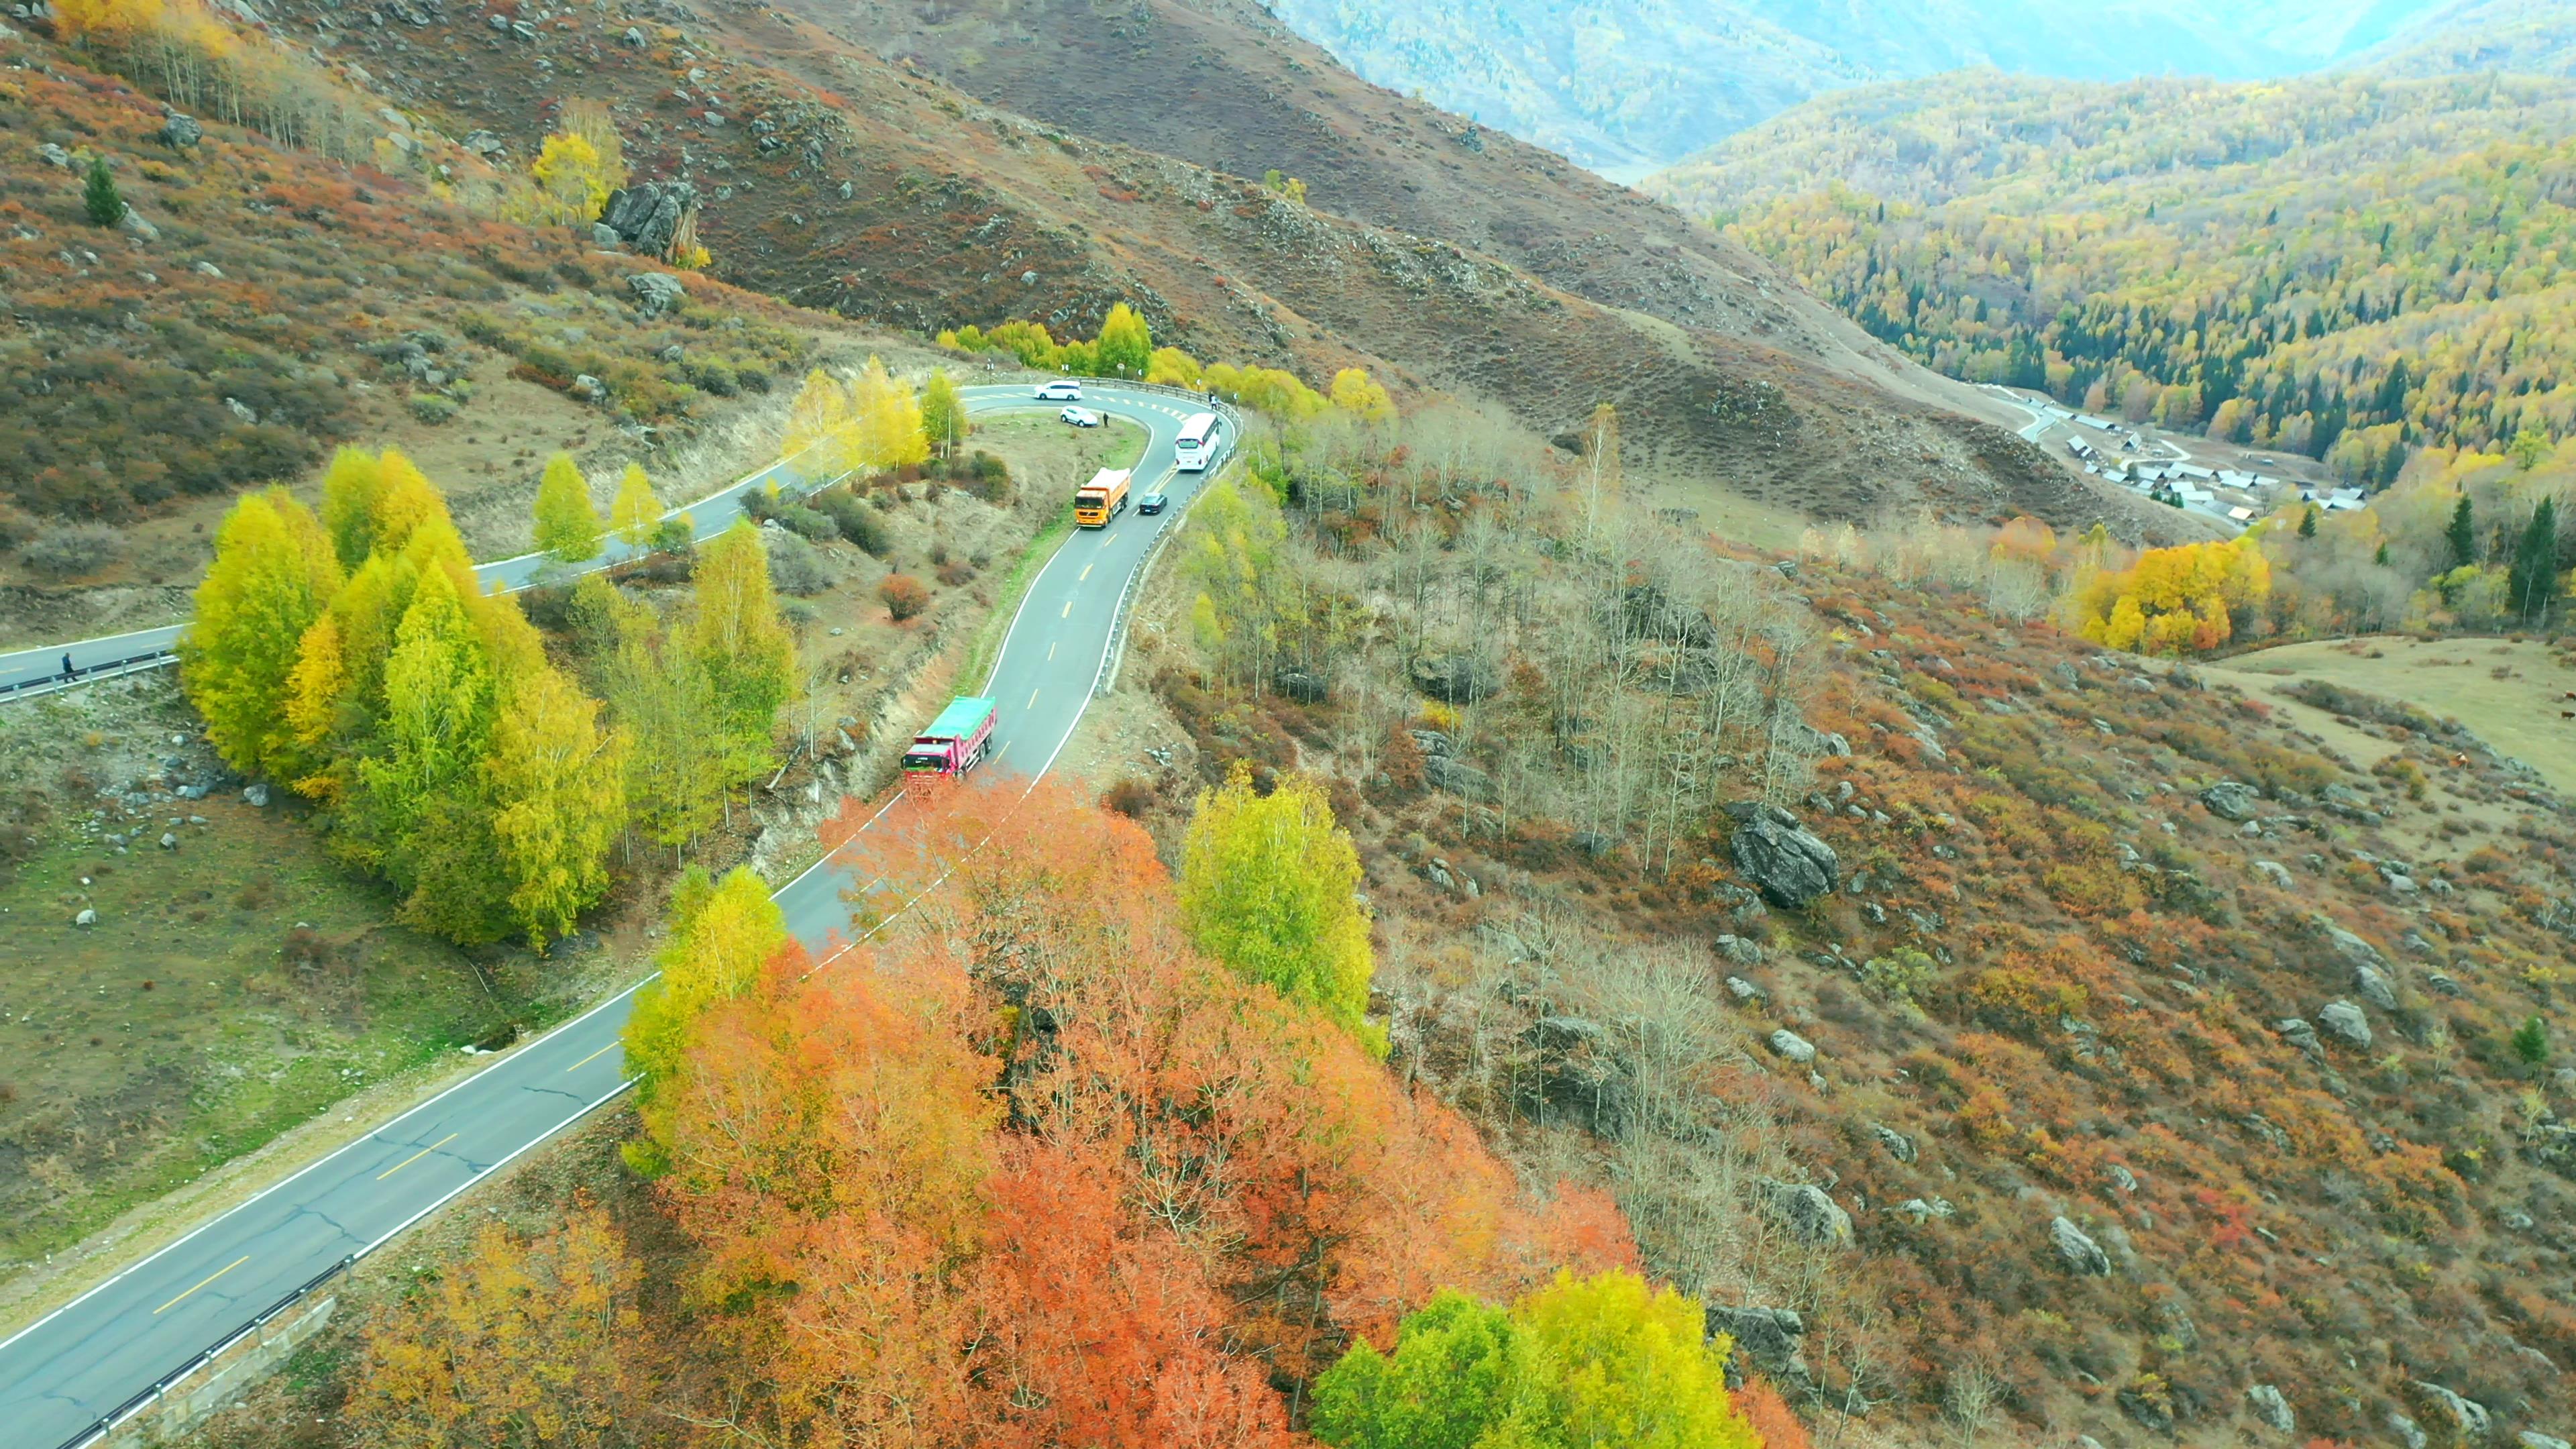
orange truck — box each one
[1075,467,1131,527]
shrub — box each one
[409,394,459,425]
[1101,777,1155,818]
[773,503,838,543]
[686,359,739,396]
[879,573,930,621]
[20,523,125,578]
[812,489,888,555]
[935,559,975,587]
[765,531,831,596]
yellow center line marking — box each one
[377,1132,458,1181]
[1061,599,1073,618]
[1028,688,1040,710]
[1047,641,1057,661]
[156,1256,248,1314]
[567,1042,619,1073]
[1079,562,1093,582]
[1106,531,1120,545]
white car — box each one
[1060,406,1101,427]
[1034,379,1083,400]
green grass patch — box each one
[0,800,539,1272]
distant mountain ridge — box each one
[1259,0,2459,172]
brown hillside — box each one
[256,0,2189,541]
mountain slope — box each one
[1645,67,2576,473]
[1248,0,2457,173]
[2359,0,2576,76]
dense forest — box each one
[1650,67,2576,479]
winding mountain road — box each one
[0,381,1230,1449]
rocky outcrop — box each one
[626,272,688,317]
[1870,1123,1917,1163]
[2247,1384,2296,1436]
[1766,1028,1815,1064]
[2275,1017,2323,1060]
[2200,780,2261,821]
[2356,963,2399,1011]
[1273,668,1328,703]
[2318,999,2373,1050]
[1409,651,1499,704]
[2049,1215,2112,1276]
[1724,801,1838,908]
[1519,1016,1633,1138]
[1424,754,1493,800]
[1705,1305,1811,1393]
[2409,1382,2491,1441]
[1761,1180,1854,1249]
[598,181,700,257]
[161,111,201,148]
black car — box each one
[1137,490,1168,515]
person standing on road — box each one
[59,652,73,681]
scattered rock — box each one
[2410,1383,2490,1441]
[2200,780,2261,822]
[223,396,258,425]
[626,270,688,315]
[623,24,645,43]
[2318,999,2373,1050]
[40,142,72,168]
[572,374,607,402]
[2253,859,2294,889]
[462,129,506,158]
[598,181,700,258]
[1272,668,1328,704]
[1424,755,1493,801]
[1716,933,1763,965]
[2049,1215,2112,1276]
[2105,1163,2138,1193]
[1408,651,1499,704]
[2322,922,2388,969]
[117,207,160,241]
[1899,1196,1955,1221]
[74,908,97,927]
[1723,802,1839,908]
[193,260,222,278]
[2356,963,2398,1012]
[1705,1305,1811,1393]
[1762,1180,1854,1249]
[2518,1433,2572,1449]
[243,782,270,807]
[1724,976,1764,1004]
[2386,1413,2428,1449]
[161,112,202,148]
[2247,1384,2295,1436]
[158,832,177,850]
[1870,1123,1916,1163]
[1766,1028,1815,1064]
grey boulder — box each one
[1705,1305,1811,1392]
[1724,801,1839,908]
[2201,780,2261,821]
[2049,1215,2112,1276]
[1408,651,1499,704]
[2356,963,2398,1012]
[1766,1028,1815,1064]
[1762,1180,1854,1249]
[2247,1384,2295,1436]
[626,271,688,316]
[2318,999,2373,1050]
[162,112,202,148]
[2410,1383,2489,1441]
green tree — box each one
[2298,504,2319,539]
[688,521,798,782]
[321,446,386,570]
[2514,1014,2551,1071]
[1179,762,1377,1046]
[2447,493,2477,568]
[82,157,123,226]
[359,569,494,889]
[1313,1291,1521,1449]
[533,452,605,562]
[1096,301,1153,377]
[920,367,967,457]
[2510,496,2561,620]
[487,668,629,948]
[621,866,784,1171]
[182,488,345,783]
[1312,1272,1758,1449]
[609,462,663,549]
[2510,429,2552,471]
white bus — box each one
[1174,411,1221,472]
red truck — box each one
[902,695,999,777]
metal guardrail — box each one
[0,649,178,704]
[54,1253,355,1449]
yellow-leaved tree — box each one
[2060,532,2271,656]
[1330,367,1395,423]
[783,367,854,470]
[182,486,345,784]
[487,669,629,949]
[528,130,613,225]
[532,451,604,561]
[609,462,663,549]
[849,355,929,474]
[620,866,786,1172]
[1179,761,1379,1050]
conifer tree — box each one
[2448,493,2477,568]
[1095,302,1152,377]
[532,452,605,561]
[321,446,386,570]
[487,667,629,947]
[1179,763,1377,1047]
[920,367,967,458]
[609,462,662,549]
[184,487,345,784]
[82,157,123,227]
[688,521,797,781]
[2510,495,2561,621]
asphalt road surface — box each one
[0,380,1229,1449]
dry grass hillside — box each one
[214,0,2192,543]
[1090,419,2576,1448]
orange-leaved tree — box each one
[2059,532,2271,655]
